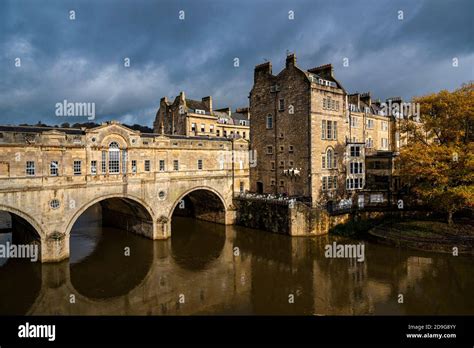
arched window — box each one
[109,142,120,174]
[322,148,337,169]
[327,149,333,169]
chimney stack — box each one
[286,53,296,68]
[202,96,213,113]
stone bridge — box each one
[0,122,249,262]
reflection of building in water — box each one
[23,223,253,316]
[399,256,433,293]
[311,240,371,315]
[236,231,315,315]
[310,240,439,315]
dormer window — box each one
[195,109,205,114]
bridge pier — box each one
[41,232,70,263]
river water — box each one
[0,216,472,315]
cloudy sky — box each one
[1,0,473,127]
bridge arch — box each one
[0,204,45,238]
[65,194,157,237]
[168,186,228,224]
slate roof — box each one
[185,99,210,112]
[0,125,84,135]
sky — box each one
[1,0,473,127]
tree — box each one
[398,82,474,224]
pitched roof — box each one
[185,99,209,112]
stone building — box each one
[153,92,250,140]
[249,53,405,206]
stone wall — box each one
[235,198,331,236]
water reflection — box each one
[0,216,473,315]
[171,218,226,271]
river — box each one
[0,216,472,315]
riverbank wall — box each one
[234,196,350,236]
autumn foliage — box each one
[398,82,474,223]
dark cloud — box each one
[1,0,472,126]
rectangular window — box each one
[271,161,275,170]
[239,181,244,193]
[333,121,337,139]
[266,115,273,129]
[109,150,119,174]
[216,129,220,137]
[201,124,205,132]
[327,120,332,139]
[173,160,179,171]
[367,119,374,129]
[278,99,285,111]
[122,150,127,174]
[321,120,326,140]
[131,160,137,173]
[333,176,338,189]
[279,161,284,168]
[350,162,364,174]
[381,138,388,149]
[197,159,203,170]
[210,125,214,133]
[50,161,59,176]
[243,131,246,139]
[73,161,81,176]
[191,123,196,132]
[350,146,361,157]
[144,160,151,172]
[90,160,97,175]
[266,146,273,154]
[102,151,107,173]
[366,138,373,148]
[223,130,227,137]
[322,176,327,191]
[322,155,326,169]
[159,160,165,172]
[351,116,358,128]
[26,161,35,176]
[289,145,294,153]
[382,121,388,131]
[327,176,333,189]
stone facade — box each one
[0,122,249,262]
[153,92,250,140]
[249,53,413,206]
